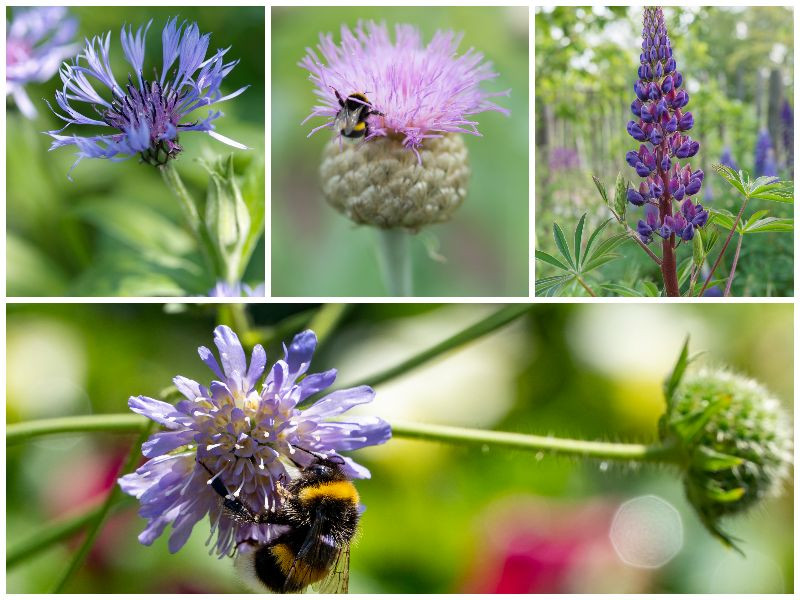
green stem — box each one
[391,420,682,463]
[575,275,597,297]
[308,303,350,348]
[376,228,412,296]
[7,414,147,445]
[699,195,749,296]
[160,161,222,280]
[341,304,533,390]
[50,422,154,592]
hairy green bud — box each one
[660,366,792,550]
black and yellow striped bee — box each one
[332,87,383,139]
[201,453,359,594]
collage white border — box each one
[1,0,798,597]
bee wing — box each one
[315,544,350,594]
[281,516,335,593]
[336,106,363,134]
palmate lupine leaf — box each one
[710,208,793,235]
[552,223,575,269]
[713,164,794,203]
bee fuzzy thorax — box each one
[298,480,360,505]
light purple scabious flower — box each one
[208,281,266,297]
[299,21,510,157]
[6,7,78,119]
[118,326,391,557]
[45,17,249,178]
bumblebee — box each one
[332,87,383,139]
[201,453,359,594]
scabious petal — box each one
[120,326,391,558]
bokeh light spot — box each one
[609,495,683,569]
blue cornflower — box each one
[46,18,249,178]
[6,7,78,119]
[118,326,391,557]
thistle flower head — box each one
[6,7,78,119]
[754,128,778,177]
[118,326,391,557]
[46,17,249,178]
[626,7,707,244]
[660,366,792,549]
[299,21,509,157]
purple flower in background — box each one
[208,281,266,297]
[754,129,777,177]
[6,7,78,119]
[719,146,739,172]
[549,147,581,172]
[46,18,249,178]
[299,21,509,157]
[625,7,707,245]
[781,100,793,173]
[118,326,391,557]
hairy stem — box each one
[160,162,222,280]
[391,420,682,463]
[376,228,412,296]
[7,414,147,444]
[699,195,749,296]
[723,233,744,297]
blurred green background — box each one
[271,7,529,297]
[535,7,794,296]
[6,303,793,593]
[6,6,265,297]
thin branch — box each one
[575,275,598,297]
[623,223,663,265]
[699,196,750,296]
[724,234,744,297]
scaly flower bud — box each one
[660,367,792,549]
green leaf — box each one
[582,218,612,260]
[692,229,705,267]
[613,172,627,220]
[581,252,622,274]
[742,217,794,234]
[584,232,628,263]
[574,213,587,267]
[552,223,575,269]
[641,280,660,297]
[663,336,690,407]
[691,446,745,472]
[703,227,719,253]
[677,256,694,286]
[708,208,736,232]
[592,175,609,206]
[713,163,747,196]
[535,275,571,296]
[743,210,770,230]
[601,282,643,297]
[535,250,571,272]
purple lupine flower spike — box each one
[45,17,250,179]
[6,7,78,119]
[119,326,391,557]
[625,7,707,245]
[754,129,778,177]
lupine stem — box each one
[575,275,597,297]
[391,420,682,463]
[376,229,412,296]
[723,233,744,296]
[160,161,222,279]
[699,195,749,296]
[49,422,154,592]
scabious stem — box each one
[388,420,682,463]
[376,228,412,296]
[160,161,222,280]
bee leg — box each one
[330,86,345,108]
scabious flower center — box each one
[104,77,185,166]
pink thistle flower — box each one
[299,21,510,157]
